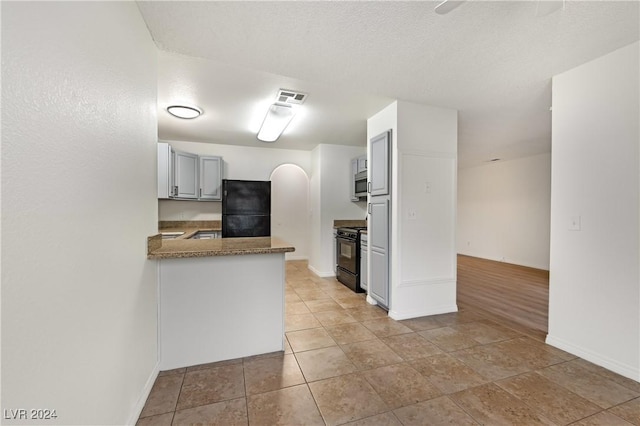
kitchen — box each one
[3,2,639,425]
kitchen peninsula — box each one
[148,227,295,370]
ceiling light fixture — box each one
[167,105,202,119]
[257,103,295,142]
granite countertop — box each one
[333,219,368,229]
[148,236,295,259]
[148,220,295,259]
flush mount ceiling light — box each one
[257,103,295,143]
[167,105,202,119]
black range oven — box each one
[336,227,367,293]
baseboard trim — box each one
[127,360,160,425]
[307,264,335,278]
[285,254,309,261]
[389,304,458,321]
[546,334,640,382]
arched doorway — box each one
[270,164,310,260]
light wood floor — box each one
[457,254,549,336]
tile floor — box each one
[137,260,640,426]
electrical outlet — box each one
[424,182,431,193]
[408,209,417,220]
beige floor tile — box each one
[284,292,302,303]
[283,337,293,354]
[489,337,567,370]
[409,353,488,394]
[284,313,321,332]
[399,316,444,332]
[496,371,601,424]
[139,374,183,418]
[362,317,413,338]
[286,327,336,352]
[571,411,635,426]
[304,298,344,313]
[177,364,245,410]
[608,397,640,425]
[136,412,173,426]
[246,384,324,426]
[393,396,478,426]
[450,343,532,381]
[381,333,443,360]
[451,383,553,425]
[285,300,311,315]
[295,346,358,382]
[309,373,388,425]
[243,353,305,395]
[313,309,358,327]
[418,326,481,352]
[334,295,369,309]
[296,288,332,301]
[431,310,485,326]
[538,362,640,409]
[325,322,378,345]
[345,305,389,321]
[572,359,640,393]
[172,398,248,426]
[342,412,402,426]
[341,339,404,370]
[362,363,441,409]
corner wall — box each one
[457,153,551,270]
[2,3,159,424]
[308,144,367,276]
[547,41,639,381]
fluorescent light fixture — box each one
[257,103,295,142]
[167,105,202,119]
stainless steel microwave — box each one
[354,171,367,198]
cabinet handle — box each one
[199,188,202,197]
[368,203,372,214]
[174,186,178,196]
[367,182,372,193]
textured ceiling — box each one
[137,1,640,168]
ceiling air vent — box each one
[277,89,307,105]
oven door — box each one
[337,236,357,273]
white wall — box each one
[547,41,639,381]
[158,140,311,221]
[2,3,159,425]
[367,101,458,320]
[271,164,310,260]
[457,153,551,270]
[308,144,367,276]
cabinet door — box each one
[360,241,368,291]
[174,151,198,199]
[350,158,359,202]
[157,143,173,199]
[369,199,389,308]
[357,155,367,173]
[199,156,222,200]
[369,130,390,196]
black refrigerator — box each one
[222,179,271,238]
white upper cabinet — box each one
[157,142,173,199]
[199,156,223,201]
[174,150,199,199]
[369,130,390,196]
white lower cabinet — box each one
[360,233,368,291]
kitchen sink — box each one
[161,232,185,239]
[188,231,221,239]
